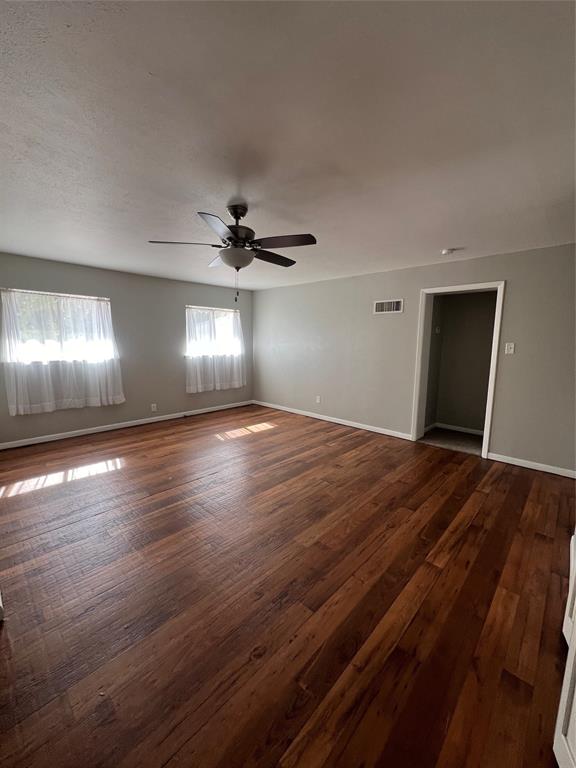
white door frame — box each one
[410,281,506,459]
[555,530,576,768]
[555,615,576,768]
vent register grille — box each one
[373,299,404,314]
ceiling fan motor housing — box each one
[226,224,255,245]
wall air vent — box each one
[374,299,404,314]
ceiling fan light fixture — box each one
[219,247,254,270]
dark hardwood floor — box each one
[0,405,573,767]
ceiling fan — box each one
[149,201,317,270]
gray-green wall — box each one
[426,292,497,432]
[2,245,575,474]
[253,244,575,473]
[0,252,252,444]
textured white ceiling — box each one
[0,1,573,290]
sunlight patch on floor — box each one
[0,458,125,498]
[215,422,276,441]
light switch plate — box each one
[504,342,515,355]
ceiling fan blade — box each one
[198,212,236,242]
[149,240,220,247]
[252,234,316,249]
[208,255,223,268]
[253,249,296,268]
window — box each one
[185,306,246,393]
[1,288,125,415]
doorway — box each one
[411,282,505,458]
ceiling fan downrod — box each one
[227,202,248,227]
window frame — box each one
[184,305,243,359]
[1,287,118,365]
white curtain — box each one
[185,307,246,393]
[1,289,125,416]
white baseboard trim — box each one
[253,401,575,478]
[0,401,254,451]
[425,422,484,436]
[251,400,413,441]
[2,399,573,481]
[487,452,576,479]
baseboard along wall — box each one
[1,398,573,479]
[0,401,253,450]
[255,401,574,479]
[251,400,413,441]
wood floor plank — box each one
[478,669,534,768]
[0,405,571,768]
[277,562,442,768]
[434,585,520,768]
[375,472,532,766]
[521,571,569,768]
[319,473,519,768]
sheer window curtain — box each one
[1,289,125,416]
[185,307,246,393]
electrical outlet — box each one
[504,342,515,355]
[150,403,158,412]
[315,395,321,404]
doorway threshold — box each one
[419,427,483,456]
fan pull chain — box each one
[234,267,239,303]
